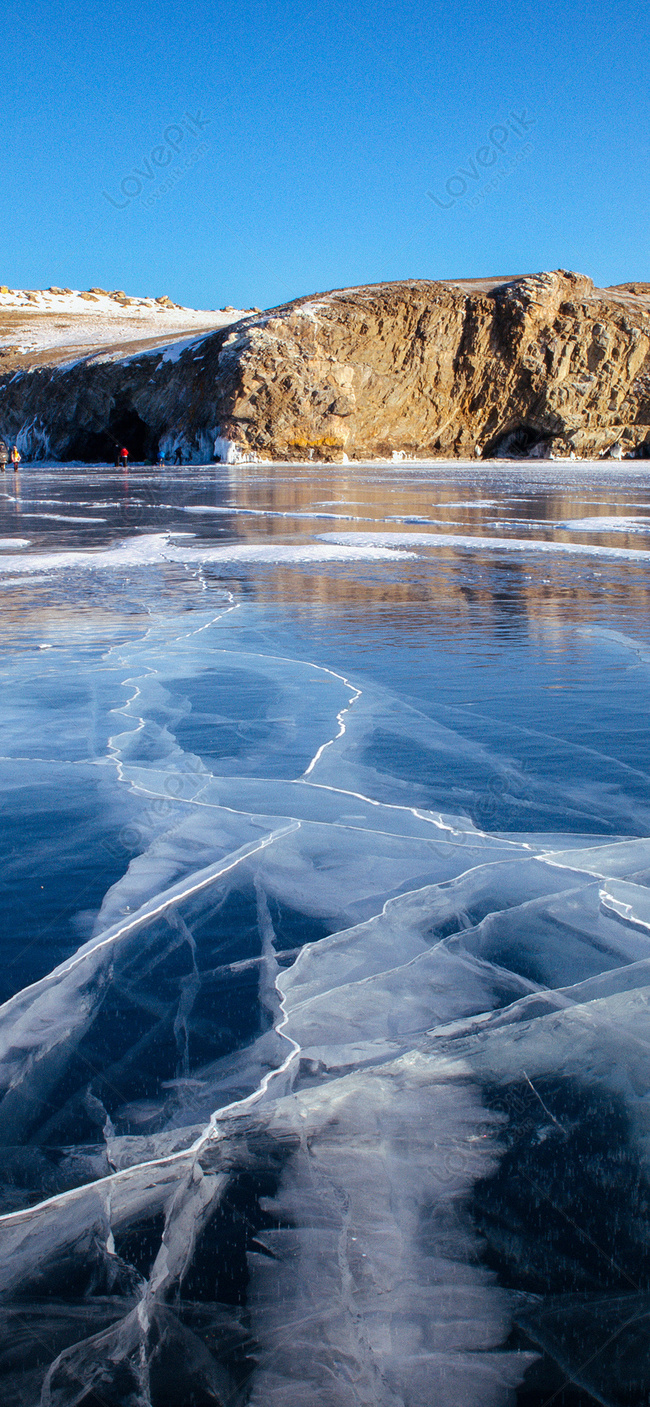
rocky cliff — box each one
[2,271,650,461]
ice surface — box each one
[556,515,650,532]
[19,512,106,522]
[318,528,650,563]
[0,531,415,576]
[183,503,370,520]
[1,464,650,1404]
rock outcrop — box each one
[2,271,650,461]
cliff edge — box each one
[2,271,650,461]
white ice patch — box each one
[19,512,107,523]
[182,504,368,521]
[0,531,416,576]
[318,529,650,563]
[555,515,650,532]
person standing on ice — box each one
[10,445,20,471]
[173,446,183,466]
[0,441,8,471]
[119,446,129,469]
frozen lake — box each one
[1,459,650,1406]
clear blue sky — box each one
[3,0,649,309]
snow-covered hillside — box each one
[0,286,257,367]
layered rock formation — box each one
[2,271,650,461]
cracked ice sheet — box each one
[0,764,635,1406]
[0,822,645,1401]
[3,557,650,1403]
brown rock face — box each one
[213,271,650,460]
[2,270,650,461]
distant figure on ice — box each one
[0,441,8,471]
[119,446,129,468]
[156,450,166,467]
[10,445,20,470]
[173,446,183,466]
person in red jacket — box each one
[119,446,129,468]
